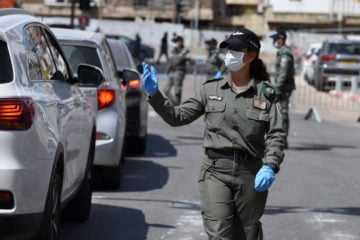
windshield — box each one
[61,45,102,75]
[0,41,13,83]
[328,43,360,55]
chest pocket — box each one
[245,109,270,138]
[205,102,226,130]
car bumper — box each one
[0,212,43,239]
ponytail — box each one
[250,57,270,81]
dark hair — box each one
[250,57,270,81]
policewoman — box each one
[142,28,286,240]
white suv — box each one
[0,9,102,240]
[53,28,128,188]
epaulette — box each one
[261,81,281,101]
[203,77,223,85]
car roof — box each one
[51,27,105,46]
[0,9,37,32]
[324,39,360,44]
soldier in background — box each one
[204,38,226,79]
[156,32,169,64]
[163,35,194,105]
[270,29,296,149]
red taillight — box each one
[321,54,336,61]
[128,79,141,89]
[0,98,35,130]
[0,191,14,209]
[98,89,115,110]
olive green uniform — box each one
[149,76,286,240]
[274,45,295,147]
[164,47,194,105]
[206,48,225,79]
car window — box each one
[42,29,69,81]
[101,40,118,78]
[0,41,13,83]
[25,26,57,81]
[61,45,102,76]
[329,43,360,55]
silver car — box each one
[0,9,102,240]
[52,28,127,188]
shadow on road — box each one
[142,133,177,158]
[265,206,360,216]
[62,203,148,240]
[289,143,357,151]
[120,159,169,192]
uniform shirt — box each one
[206,48,225,76]
[274,45,296,94]
[166,47,194,73]
[149,76,286,167]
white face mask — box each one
[224,50,246,72]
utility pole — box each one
[172,0,177,23]
[70,0,76,28]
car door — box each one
[24,24,90,196]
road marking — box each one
[160,201,206,240]
[149,110,158,117]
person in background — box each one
[163,35,194,105]
[133,33,142,63]
[141,27,286,240]
[156,32,169,64]
[204,38,226,79]
[270,29,296,149]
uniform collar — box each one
[221,75,258,94]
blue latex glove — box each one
[142,62,158,94]
[214,71,222,78]
[254,165,276,192]
[196,56,203,63]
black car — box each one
[107,37,149,154]
[106,34,155,63]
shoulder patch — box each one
[203,77,223,85]
[261,82,281,101]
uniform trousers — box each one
[198,155,267,240]
[163,70,186,106]
[279,94,290,147]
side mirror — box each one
[78,64,104,87]
[118,68,141,83]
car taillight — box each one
[321,54,336,61]
[0,98,35,131]
[98,89,115,110]
[0,191,14,209]
[128,79,141,89]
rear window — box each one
[61,45,102,75]
[328,43,360,55]
[0,41,13,83]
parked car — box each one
[52,28,128,188]
[313,39,360,91]
[302,42,322,85]
[0,9,102,240]
[107,38,148,154]
[106,34,155,63]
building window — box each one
[134,0,148,6]
[226,5,240,17]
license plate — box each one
[340,61,357,65]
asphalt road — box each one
[62,73,360,240]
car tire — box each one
[36,168,62,240]
[100,161,122,189]
[62,134,95,222]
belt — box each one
[205,148,248,161]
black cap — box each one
[172,35,183,43]
[219,28,261,51]
[269,29,287,40]
[205,38,218,45]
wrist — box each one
[264,163,279,174]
